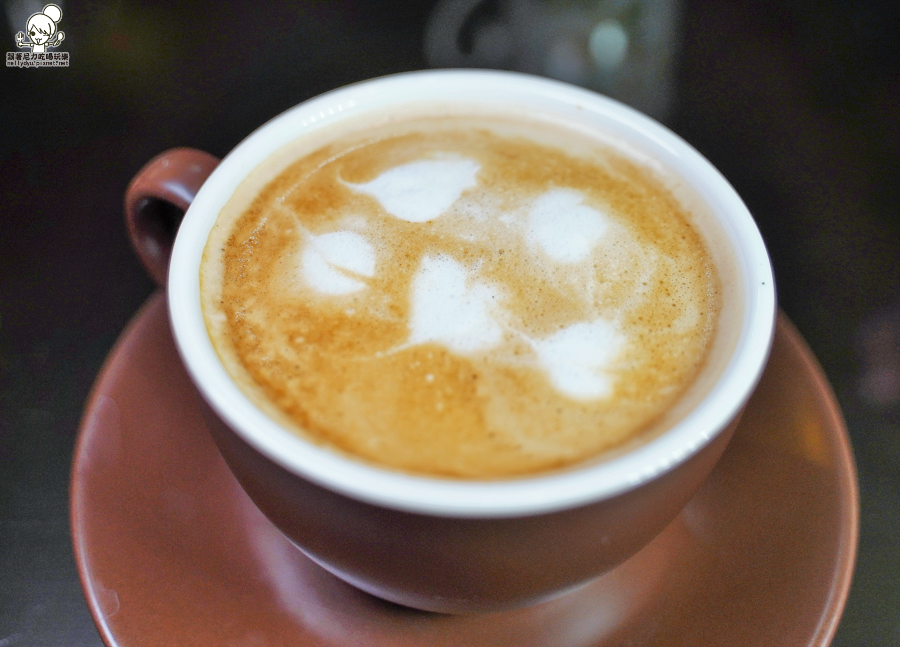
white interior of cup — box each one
[168,70,775,517]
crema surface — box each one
[201,114,721,478]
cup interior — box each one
[168,70,775,517]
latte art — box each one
[405,254,505,355]
[343,157,481,223]
[201,113,721,478]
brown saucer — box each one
[71,293,858,647]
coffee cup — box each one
[126,70,775,613]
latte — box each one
[200,110,721,479]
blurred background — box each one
[1,0,897,644]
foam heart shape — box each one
[346,158,480,223]
[527,189,611,263]
[530,319,624,399]
[301,230,375,295]
[407,254,504,354]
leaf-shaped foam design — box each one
[530,319,624,399]
[301,231,375,295]
[527,189,610,263]
[345,158,480,223]
[408,254,504,354]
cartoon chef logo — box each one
[16,4,65,53]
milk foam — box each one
[402,240,625,400]
[344,158,480,222]
[529,320,624,399]
[204,114,722,478]
[298,160,643,399]
[527,189,611,263]
[407,254,504,354]
[301,230,375,295]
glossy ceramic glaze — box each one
[71,295,857,645]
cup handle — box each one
[125,147,220,287]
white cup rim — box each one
[168,70,775,518]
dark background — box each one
[1,0,898,644]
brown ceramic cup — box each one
[126,71,776,613]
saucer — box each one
[71,292,858,646]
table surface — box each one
[2,1,898,645]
